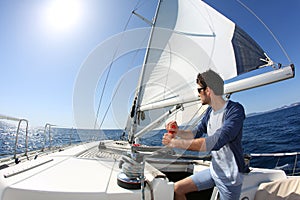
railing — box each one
[0,115,29,160]
[42,123,56,151]
[251,152,300,176]
[14,119,29,160]
[0,115,60,162]
[0,114,101,166]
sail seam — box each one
[173,30,216,37]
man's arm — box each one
[162,133,207,151]
[176,129,195,139]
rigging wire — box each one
[97,27,150,130]
[236,0,292,64]
[133,0,146,10]
[183,103,206,131]
[94,0,150,129]
[97,43,146,129]
[94,10,135,129]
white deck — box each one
[0,142,174,200]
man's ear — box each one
[206,87,213,96]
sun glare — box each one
[45,0,82,32]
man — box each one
[162,69,248,200]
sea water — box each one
[1,104,300,174]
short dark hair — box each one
[196,69,224,95]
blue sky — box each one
[0,0,299,129]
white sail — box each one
[130,0,294,138]
[141,0,250,107]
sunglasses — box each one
[197,87,206,93]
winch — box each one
[117,152,145,189]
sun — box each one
[45,0,82,32]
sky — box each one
[0,0,299,129]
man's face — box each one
[197,85,209,105]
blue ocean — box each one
[1,104,300,175]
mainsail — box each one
[129,0,294,141]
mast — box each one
[128,0,162,143]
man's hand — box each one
[166,121,178,135]
[162,133,173,146]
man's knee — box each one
[174,182,185,196]
[174,178,198,195]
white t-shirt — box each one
[207,102,243,186]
